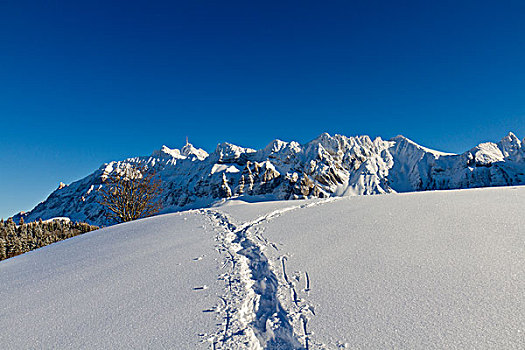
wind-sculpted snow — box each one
[15,132,525,225]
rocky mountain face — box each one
[16,132,525,225]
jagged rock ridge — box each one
[16,132,525,225]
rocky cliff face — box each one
[16,132,525,225]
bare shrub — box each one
[98,164,162,223]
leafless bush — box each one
[98,164,162,223]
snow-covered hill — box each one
[15,132,525,225]
[1,187,523,349]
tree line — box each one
[0,218,99,261]
[0,164,161,261]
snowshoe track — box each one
[202,198,338,349]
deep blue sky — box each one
[2,0,525,218]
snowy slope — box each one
[15,132,525,226]
[255,188,525,348]
[0,212,224,349]
[2,187,524,349]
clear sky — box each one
[2,0,525,218]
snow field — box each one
[2,186,524,349]
[0,212,223,349]
[258,187,525,348]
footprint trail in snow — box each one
[200,198,338,349]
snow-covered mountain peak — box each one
[305,133,351,159]
[263,139,289,154]
[390,135,454,156]
[390,134,418,146]
[469,142,505,165]
[180,143,209,160]
[213,142,256,163]
[152,143,208,161]
[152,145,185,159]
[497,132,522,159]
[257,139,301,164]
[502,131,519,142]
[311,132,332,143]
[308,132,344,149]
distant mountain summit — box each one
[15,132,525,225]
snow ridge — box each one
[14,132,525,225]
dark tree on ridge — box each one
[98,164,163,224]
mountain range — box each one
[15,132,525,225]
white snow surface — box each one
[256,188,525,349]
[1,213,223,349]
[2,187,524,349]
